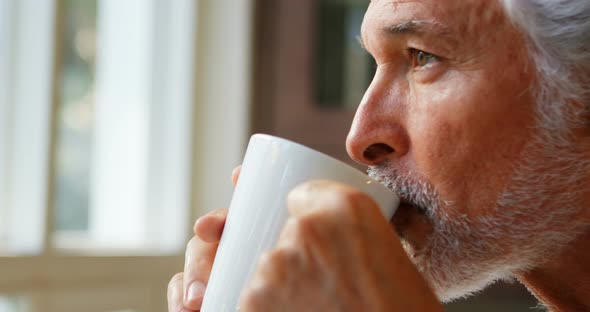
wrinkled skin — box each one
[348,0,539,299]
[348,0,536,250]
[168,176,442,312]
[168,0,590,311]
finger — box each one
[193,209,228,242]
[168,272,194,312]
[231,165,242,187]
[240,250,295,312]
[183,236,220,310]
[287,180,379,219]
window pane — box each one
[0,296,31,312]
[0,0,11,251]
[314,0,374,109]
[52,0,195,253]
[53,0,97,233]
[0,0,56,255]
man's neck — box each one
[517,229,590,312]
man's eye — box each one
[410,49,438,67]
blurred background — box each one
[0,0,538,311]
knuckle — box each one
[257,250,280,268]
[195,252,212,273]
[282,216,323,248]
[242,249,300,310]
[335,188,375,216]
[167,272,183,292]
[339,187,367,206]
[257,249,292,279]
[240,285,265,311]
[292,216,317,240]
[241,259,286,312]
[273,248,297,264]
[185,236,200,252]
[282,248,298,263]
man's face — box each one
[346,0,588,301]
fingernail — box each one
[212,210,226,217]
[185,281,206,305]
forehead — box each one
[364,0,509,42]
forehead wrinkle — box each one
[389,19,431,33]
[381,19,459,47]
[363,1,510,57]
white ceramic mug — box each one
[200,134,399,311]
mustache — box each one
[367,161,442,216]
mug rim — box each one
[250,133,392,194]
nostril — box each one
[363,143,395,161]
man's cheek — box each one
[411,118,462,169]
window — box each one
[0,0,253,311]
[1,0,193,255]
[314,0,375,108]
[0,296,30,312]
[52,0,193,253]
[0,0,10,252]
[0,0,53,256]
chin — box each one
[390,199,517,302]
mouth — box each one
[391,198,432,247]
[399,198,427,215]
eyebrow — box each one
[358,19,455,51]
[387,20,448,35]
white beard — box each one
[368,100,590,302]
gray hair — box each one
[500,0,590,132]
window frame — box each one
[0,0,54,255]
[0,0,254,310]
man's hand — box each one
[167,208,228,312]
[167,167,240,312]
[168,168,442,311]
[238,180,443,312]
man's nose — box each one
[346,74,409,166]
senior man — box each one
[168,0,590,311]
